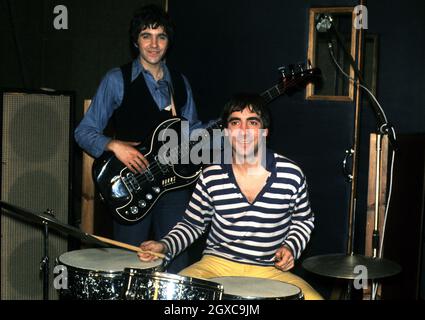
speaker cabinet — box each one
[1,90,74,300]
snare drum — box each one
[57,248,163,300]
[209,276,304,300]
[122,270,223,300]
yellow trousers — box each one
[179,255,324,300]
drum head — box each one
[209,276,302,300]
[58,248,162,273]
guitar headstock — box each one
[260,61,321,103]
[278,62,321,88]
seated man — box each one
[139,93,323,300]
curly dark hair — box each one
[129,4,174,46]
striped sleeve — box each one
[161,172,215,258]
[282,175,315,260]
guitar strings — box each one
[126,121,221,188]
[126,120,223,189]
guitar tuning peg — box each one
[278,66,287,77]
[299,64,305,72]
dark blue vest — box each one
[112,62,187,142]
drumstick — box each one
[92,235,165,259]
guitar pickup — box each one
[144,168,154,182]
[155,155,169,174]
[125,173,141,192]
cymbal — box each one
[0,200,107,247]
[302,254,401,280]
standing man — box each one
[139,93,323,300]
[75,4,201,273]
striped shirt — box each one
[161,149,315,266]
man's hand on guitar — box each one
[106,139,149,174]
[138,240,167,261]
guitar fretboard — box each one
[261,83,285,104]
[164,119,224,164]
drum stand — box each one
[40,209,55,300]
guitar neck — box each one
[166,119,223,164]
[188,119,223,149]
[260,67,319,104]
[172,68,318,162]
[260,83,285,105]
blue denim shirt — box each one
[74,58,202,158]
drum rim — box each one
[57,248,163,274]
[222,291,304,300]
[56,260,164,276]
[124,269,224,291]
[210,276,303,300]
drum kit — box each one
[58,247,304,300]
[0,200,401,300]
[0,201,303,301]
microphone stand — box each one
[318,15,399,300]
[370,133,383,299]
[325,21,397,150]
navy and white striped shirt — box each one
[161,150,315,266]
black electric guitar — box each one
[93,63,321,224]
